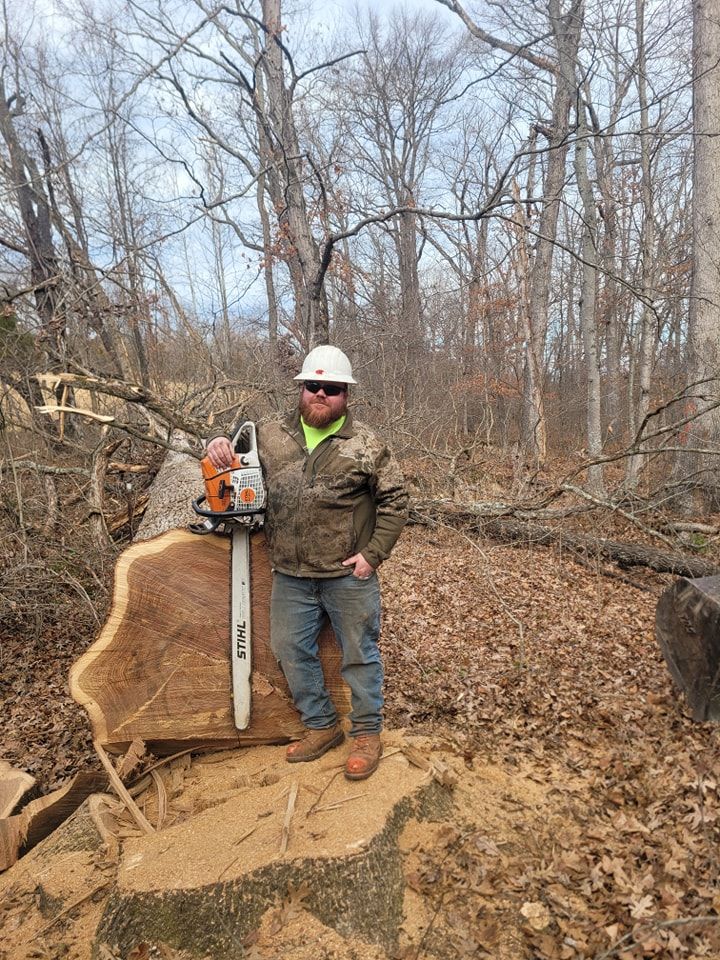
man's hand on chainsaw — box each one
[342,553,375,579]
[207,436,235,470]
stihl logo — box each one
[235,619,248,660]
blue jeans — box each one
[270,571,383,736]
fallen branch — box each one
[36,371,207,437]
[411,502,720,578]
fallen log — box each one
[656,576,720,721]
[70,440,349,755]
[411,502,720,578]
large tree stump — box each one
[0,737,456,960]
[69,530,350,754]
[97,737,452,957]
[656,575,720,720]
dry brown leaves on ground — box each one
[2,520,720,958]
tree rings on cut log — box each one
[69,529,350,754]
[656,574,720,720]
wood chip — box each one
[116,739,147,782]
[150,770,167,830]
[279,781,299,856]
[94,741,155,835]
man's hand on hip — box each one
[342,553,375,579]
[206,437,235,470]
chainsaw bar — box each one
[230,524,252,729]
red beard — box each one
[299,393,346,428]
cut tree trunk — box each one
[0,761,36,819]
[70,440,349,755]
[655,575,720,720]
[0,771,107,871]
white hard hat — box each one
[293,345,357,384]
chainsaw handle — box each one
[230,421,258,455]
[190,494,265,522]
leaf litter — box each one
[1,521,720,959]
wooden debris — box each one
[400,743,457,787]
[94,741,155,836]
[279,781,299,856]
[116,739,147,782]
[0,771,107,871]
[149,771,167,830]
[0,760,36,818]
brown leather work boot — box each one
[345,734,383,780]
[286,724,344,763]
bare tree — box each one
[683,0,720,509]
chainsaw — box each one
[189,422,266,731]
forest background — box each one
[4,2,720,956]
[2,0,720,728]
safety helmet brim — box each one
[293,371,357,384]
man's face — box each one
[299,381,348,427]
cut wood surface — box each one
[656,575,720,720]
[69,528,350,755]
[0,761,36,818]
[0,771,107,871]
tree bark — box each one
[656,575,720,720]
[573,96,604,494]
[522,0,584,468]
[626,0,657,488]
[682,0,720,509]
[260,0,329,345]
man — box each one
[206,345,408,780]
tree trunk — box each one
[260,0,329,345]
[521,0,584,468]
[682,0,720,509]
[69,443,349,755]
[574,96,604,494]
[626,0,657,488]
[656,575,720,720]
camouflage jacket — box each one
[210,409,408,578]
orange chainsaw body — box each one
[199,456,261,513]
[201,455,239,512]
[190,422,265,533]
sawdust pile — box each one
[0,732,563,960]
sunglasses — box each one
[303,381,347,396]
